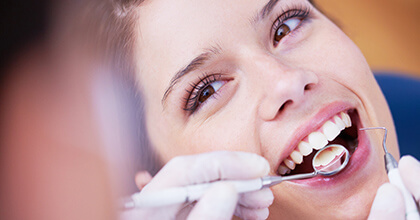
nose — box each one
[254,57,319,121]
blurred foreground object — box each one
[0,1,139,219]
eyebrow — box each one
[161,0,281,108]
[258,0,281,21]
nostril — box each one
[279,100,293,112]
[304,84,312,91]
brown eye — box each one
[274,24,291,44]
[184,75,226,113]
[198,85,215,103]
[273,18,301,46]
[197,80,224,105]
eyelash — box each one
[183,73,223,112]
[271,5,312,45]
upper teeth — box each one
[278,111,352,175]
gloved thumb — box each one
[399,155,420,203]
[368,183,405,220]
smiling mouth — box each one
[278,110,359,176]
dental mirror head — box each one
[263,144,351,187]
[312,144,350,176]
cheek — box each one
[179,113,260,155]
[296,19,385,104]
[307,23,372,85]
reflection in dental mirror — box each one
[313,144,349,176]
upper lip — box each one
[275,101,356,172]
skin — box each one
[132,0,399,218]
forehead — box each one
[135,0,266,78]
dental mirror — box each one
[312,144,350,176]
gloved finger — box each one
[144,151,270,191]
[173,202,195,219]
[187,182,238,220]
[238,188,274,209]
[119,205,178,220]
[368,183,405,220]
[234,206,270,220]
[399,155,420,203]
[135,171,153,190]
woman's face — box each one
[134,0,399,218]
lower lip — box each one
[287,122,371,187]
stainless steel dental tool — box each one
[360,127,420,220]
[123,144,349,209]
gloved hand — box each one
[368,155,420,220]
[120,151,274,220]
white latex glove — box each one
[368,155,420,220]
[120,151,273,220]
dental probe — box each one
[360,127,420,220]
[122,145,349,209]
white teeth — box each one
[278,165,290,175]
[341,112,352,127]
[313,146,345,167]
[298,141,313,156]
[334,115,346,130]
[278,111,355,175]
[284,158,296,170]
[290,151,303,164]
[308,132,328,150]
[322,120,341,141]
[313,149,335,167]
